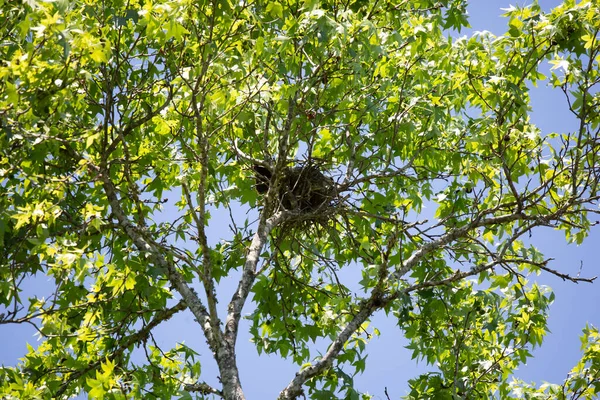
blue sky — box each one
[2,1,599,399]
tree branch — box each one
[224,211,285,343]
[97,166,222,356]
[184,382,224,398]
[56,300,187,397]
[278,294,379,400]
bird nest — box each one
[252,162,341,233]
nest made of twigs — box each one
[252,162,342,234]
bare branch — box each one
[184,382,224,398]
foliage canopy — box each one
[1,0,600,399]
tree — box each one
[1,0,599,398]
